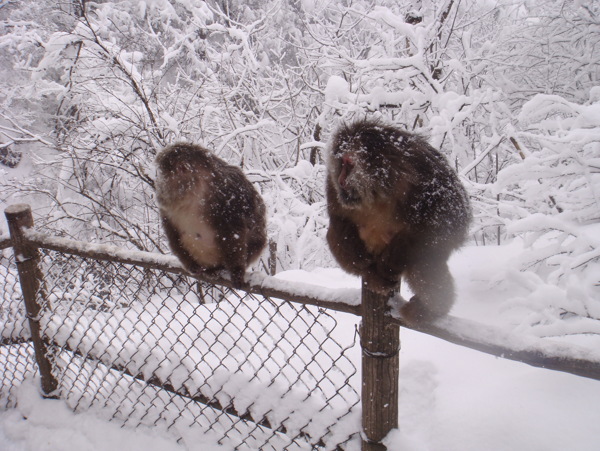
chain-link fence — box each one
[1,222,363,450]
[5,205,598,450]
[41,250,361,450]
[0,238,36,409]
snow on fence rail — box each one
[2,204,600,450]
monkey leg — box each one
[326,215,373,274]
[402,259,455,323]
[217,229,249,288]
[364,252,403,294]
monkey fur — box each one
[326,119,472,322]
[155,143,267,287]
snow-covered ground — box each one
[1,243,599,450]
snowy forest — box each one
[1,0,600,449]
[2,0,599,339]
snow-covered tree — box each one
[492,89,600,335]
[1,0,598,291]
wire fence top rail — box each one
[0,234,12,250]
[21,228,600,381]
[23,229,362,315]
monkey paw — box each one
[184,263,204,276]
[227,268,247,289]
[400,295,448,324]
[184,265,222,283]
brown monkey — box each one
[326,119,471,322]
[155,143,267,287]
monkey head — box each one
[328,120,412,207]
[155,143,212,204]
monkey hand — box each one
[228,267,247,289]
[183,264,226,286]
[183,262,205,276]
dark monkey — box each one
[155,143,267,287]
[326,119,471,322]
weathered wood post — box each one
[361,281,400,450]
[268,239,277,275]
[5,204,58,397]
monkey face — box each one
[333,152,366,206]
[329,121,419,209]
[157,146,199,179]
[330,137,389,207]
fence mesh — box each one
[0,245,37,408]
[2,247,362,450]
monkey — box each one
[155,143,267,287]
[325,119,472,322]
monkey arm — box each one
[216,225,248,287]
[375,231,413,275]
[326,177,373,273]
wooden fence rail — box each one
[3,203,600,450]
[0,234,12,250]
[19,217,600,382]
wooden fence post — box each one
[268,239,277,276]
[5,204,58,397]
[361,281,400,450]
